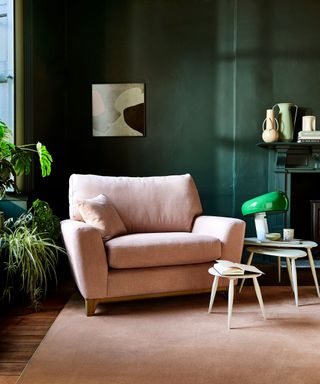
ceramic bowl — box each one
[265,232,281,241]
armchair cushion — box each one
[77,194,127,240]
[69,174,203,233]
[106,232,221,269]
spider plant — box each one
[0,119,52,198]
[0,224,65,309]
[0,198,65,309]
[6,198,61,241]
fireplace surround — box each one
[259,142,320,260]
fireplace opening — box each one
[290,173,320,261]
[290,173,320,240]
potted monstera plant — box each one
[0,119,64,309]
[0,119,52,198]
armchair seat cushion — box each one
[106,232,221,269]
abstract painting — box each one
[92,83,145,137]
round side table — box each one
[239,247,307,306]
[244,238,320,299]
[208,267,266,329]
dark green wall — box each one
[23,0,68,216]
[63,0,236,217]
[24,0,320,235]
[235,0,320,234]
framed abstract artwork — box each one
[92,83,145,137]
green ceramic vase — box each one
[272,103,298,142]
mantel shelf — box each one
[257,142,320,149]
[257,141,320,173]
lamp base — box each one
[254,212,269,241]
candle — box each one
[302,115,316,131]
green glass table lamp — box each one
[241,191,289,241]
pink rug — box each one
[17,286,320,384]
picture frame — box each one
[92,83,145,137]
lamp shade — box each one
[241,191,289,216]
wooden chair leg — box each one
[85,299,97,316]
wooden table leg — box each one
[228,279,234,330]
[239,251,254,293]
[253,277,266,319]
[307,248,320,298]
[278,257,281,283]
[291,258,299,306]
[286,257,294,292]
[208,275,219,313]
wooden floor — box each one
[0,283,73,384]
[0,264,318,384]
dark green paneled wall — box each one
[23,0,67,216]
[25,0,320,233]
[235,0,320,234]
[63,0,236,217]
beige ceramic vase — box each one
[262,109,279,143]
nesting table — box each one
[240,238,320,306]
[208,267,266,329]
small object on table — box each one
[213,259,264,276]
[283,228,294,241]
[265,232,281,241]
[241,191,289,241]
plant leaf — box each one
[11,148,32,175]
[36,142,52,177]
[0,120,12,141]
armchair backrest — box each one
[69,174,203,233]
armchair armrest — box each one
[192,215,246,263]
[61,219,108,299]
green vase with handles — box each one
[272,102,298,142]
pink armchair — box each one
[61,174,245,315]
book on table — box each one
[213,260,263,276]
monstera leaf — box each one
[36,142,53,177]
[0,120,53,198]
